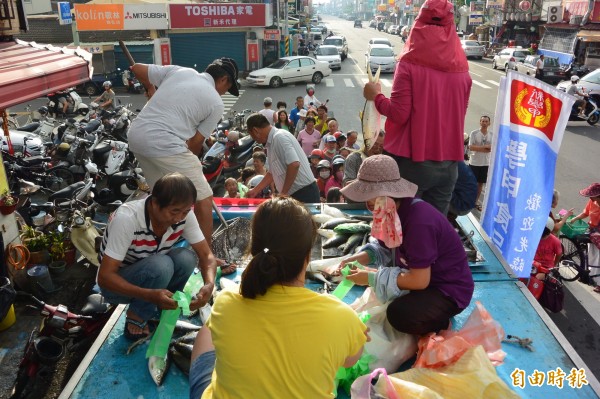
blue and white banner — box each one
[481,72,574,278]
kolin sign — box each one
[74,4,168,31]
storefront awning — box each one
[0,39,93,110]
[577,30,600,42]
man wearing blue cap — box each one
[128,58,240,244]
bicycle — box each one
[558,231,598,284]
[7,105,35,129]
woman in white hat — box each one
[339,155,474,335]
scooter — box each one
[568,93,600,126]
[121,69,144,94]
[47,89,89,119]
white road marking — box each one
[472,80,491,89]
[380,79,392,87]
[325,78,334,87]
[360,77,369,85]
[344,78,355,87]
[486,80,500,86]
[470,71,483,77]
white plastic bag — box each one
[351,288,418,373]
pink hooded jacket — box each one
[375,0,472,162]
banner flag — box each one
[481,72,574,278]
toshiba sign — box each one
[169,4,267,29]
[74,4,168,31]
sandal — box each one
[124,317,151,341]
[476,204,483,211]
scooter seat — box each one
[19,155,51,166]
[17,122,40,132]
[202,156,221,174]
[81,293,111,315]
[48,181,85,201]
[93,141,112,156]
[229,135,255,156]
[82,119,102,133]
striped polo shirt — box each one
[99,196,204,267]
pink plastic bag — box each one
[414,301,506,368]
[351,368,401,399]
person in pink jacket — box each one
[363,0,472,215]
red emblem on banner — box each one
[510,80,562,141]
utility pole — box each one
[284,0,290,55]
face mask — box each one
[319,171,330,179]
[335,171,344,180]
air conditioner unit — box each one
[547,6,563,23]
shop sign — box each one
[58,2,72,25]
[377,4,387,11]
[486,0,504,9]
[123,4,168,30]
[247,41,259,62]
[74,4,124,31]
[264,29,281,40]
[74,4,168,31]
[470,1,485,13]
[469,14,484,24]
[169,4,267,29]
[563,0,589,17]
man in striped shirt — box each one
[98,173,217,340]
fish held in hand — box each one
[361,64,382,151]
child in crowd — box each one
[308,149,324,179]
[316,160,331,202]
[326,187,344,203]
[224,177,248,198]
[239,167,256,187]
[325,157,345,198]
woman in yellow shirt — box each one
[189,197,368,399]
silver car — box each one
[461,40,485,60]
[314,45,342,70]
[492,48,529,71]
[365,44,397,73]
[557,68,600,93]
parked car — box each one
[365,44,397,74]
[316,24,328,34]
[368,38,393,50]
[314,45,342,70]
[492,47,529,71]
[246,56,332,88]
[323,35,349,60]
[460,40,485,59]
[515,55,566,84]
[556,68,600,92]
[76,72,120,96]
[388,25,400,35]
[354,19,363,28]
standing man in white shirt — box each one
[535,54,545,81]
[128,58,240,245]
[246,113,320,202]
[258,97,276,125]
[468,115,493,209]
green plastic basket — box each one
[560,216,588,239]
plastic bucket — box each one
[34,337,64,364]
[0,305,16,331]
[27,265,54,293]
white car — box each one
[461,40,485,59]
[365,44,397,74]
[246,56,332,88]
[492,47,529,71]
[368,38,393,52]
[314,45,342,70]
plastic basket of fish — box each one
[560,216,588,239]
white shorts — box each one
[135,151,212,201]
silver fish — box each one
[361,64,382,150]
[148,354,170,386]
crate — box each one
[560,216,588,239]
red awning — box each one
[0,39,93,110]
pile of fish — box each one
[307,206,373,287]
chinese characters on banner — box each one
[481,73,574,278]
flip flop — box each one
[476,204,483,211]
[124,317,151,341]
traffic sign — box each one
[58,2,72,25]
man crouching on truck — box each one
[98,173,217,340]
[127,58,240,245]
